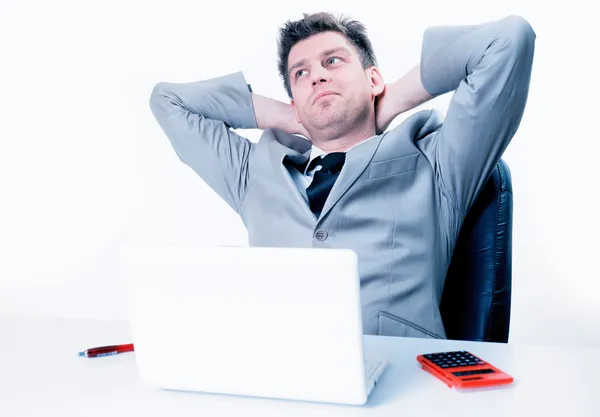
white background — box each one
[1,0,598,348]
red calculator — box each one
[417,350,513,390]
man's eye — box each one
[296,57,341,78]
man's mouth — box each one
[314,91,338,103]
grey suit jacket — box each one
[149,15,536,339]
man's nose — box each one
[311,66,331,85]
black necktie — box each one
[306,152,346,217]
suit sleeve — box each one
[420,15,536,213]
[149,71,257,214]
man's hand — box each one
[375,65,434,135]
[289,119,311,140]
[375,84,399,135]
[251,92,311,140]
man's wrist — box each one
[390,63,433,115]
[252,92,297,133]
[279,103,302,134]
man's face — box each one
[288,31,381,137]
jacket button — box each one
[315,229,328,241]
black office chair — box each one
[440,159,513,343]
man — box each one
[149,12,536,339]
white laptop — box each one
[119,245,389,405]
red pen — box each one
[78,343,134,358]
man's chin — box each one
[312,113,346,126]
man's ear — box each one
[368,67,385,99]
[291,99,301,123]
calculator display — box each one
[452,369,496,376]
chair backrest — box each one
[440,159,513,343]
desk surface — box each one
[0,316,597,416]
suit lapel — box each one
[266,129,316,216]
[317,134,384,221]
[280,149,311,204]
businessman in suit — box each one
[149,12,536,339]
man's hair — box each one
[276,12,378,100]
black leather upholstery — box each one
[441,159,513,343]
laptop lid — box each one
[119,245,369,405]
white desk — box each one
[0,317,597,416]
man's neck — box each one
[309,122,376,153]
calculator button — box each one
[424,352,486,368]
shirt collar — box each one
[303,135,377,174]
